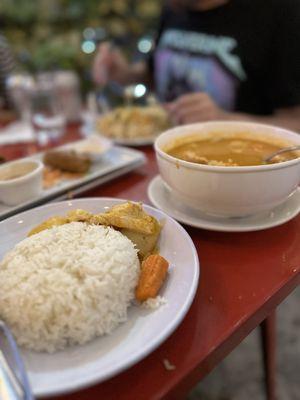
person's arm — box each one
[165,93,300,132]
[92,42,149,86]
[92,2,169,87]
[226,106,300,132]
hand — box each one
[165,92,227,125]
[92,42,130,86]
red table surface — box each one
[1,128,299,400]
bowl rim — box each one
[154,121,300,173]
[0,159,43,186]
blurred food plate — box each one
[0,143,146,221]
[94,105,171,147]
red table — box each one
[1,129,299,400]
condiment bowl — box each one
[154,121,300,217]
[0,159,43,206]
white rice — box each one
[0,222,140,353]
[141,296,167,310]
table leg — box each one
[260,311,276,400]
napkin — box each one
[0,121,35,146]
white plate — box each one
[148,175,300,232]
[111,135,156,147]
[0,198,199,397]
[88,132,156,147]
[0,146,145,221]
[81,125,156,147]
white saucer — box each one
[148,175,300,232]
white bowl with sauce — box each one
[0,160,43,206]
[154,121,300,218]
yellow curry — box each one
[165,136,298,166]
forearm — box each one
[226,108,300,132]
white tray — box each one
[0,146,146,221]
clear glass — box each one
[29,78,66,147]
[53,70,82,122]
[6,73,34,122]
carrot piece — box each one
[135,254,169,302]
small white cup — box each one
[0,160,43,206]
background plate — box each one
[87,131,156,146]
[0,145,145,221]
[111,136,156,147]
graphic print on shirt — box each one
[154,29,247,110]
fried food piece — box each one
[28,209,93,236]
[120,228,159,260]
[135,254,169,302]
[91,202,161,235]
[66,209,93,222]
[91,202,161,258]
[28,203,162,259]
[43,150,91,173]
[28,216,68,236]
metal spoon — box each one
[0,320,34,400]
[107,81,148,106]
[264,145,300,163]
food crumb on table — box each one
[163,359,176,371]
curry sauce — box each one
[166,137,298,166]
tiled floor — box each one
[188,287,300,400]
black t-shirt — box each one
[151,0,300,115]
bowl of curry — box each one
[154,121,300,217]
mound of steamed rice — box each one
[0,222,140,353]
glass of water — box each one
[6,73,34,122]
[29,77,66,146]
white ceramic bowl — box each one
[0,159,43,206]
[154,121,300,217]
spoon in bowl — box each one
[264,145,300,163]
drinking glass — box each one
[6,73,34,122]
[29,77,66,146]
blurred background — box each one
[0,2,299,399]
[0,0,160,94]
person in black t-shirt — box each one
[93,0,300,131]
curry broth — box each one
[165,134,299,166]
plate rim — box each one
[107,136,155,147]
[148,175,300,233]
[0,197,200,397]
